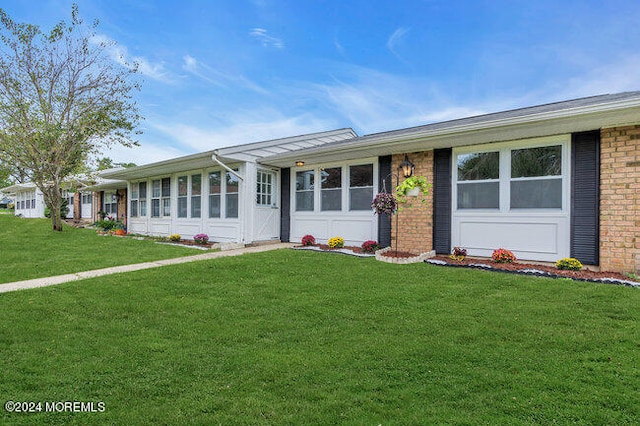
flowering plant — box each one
[555,257,583,271]
[361,240,381,254]
[371,192,397,216]
[396,176,431,204]
[193,233,209,245]
[450,246,467,261]
[492,248,516,263]
[327,236,345,249]
[168,234,181,242]
[301,234,316,246]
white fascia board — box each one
[262,101,640,168]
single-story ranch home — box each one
[4,92,640,273]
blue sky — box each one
[4,0,640,165]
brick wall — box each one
[391,150,434,254]
[600,125,640,273]
[116,188,127,225]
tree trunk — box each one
[49,190,64,232]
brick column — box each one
[391,150,434,254]
[117,188,127,225]
[600,125,640,273]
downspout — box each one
[211,154,244,181]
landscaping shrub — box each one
[168,234,181,242]
[301,234,315,246]
[492,248,516,263]
[371,192,397,216]
[327,236,345,249]
[361,240,380,254]
[193,233,209,244]
[556,257,583,271]
[450,246,467,261]
[95,217,118,232]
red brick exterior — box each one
[391,151,434,254]
[600,125,640,273]
[116,188,127,225]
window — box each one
[82,193,92,205]
[510,145,562,209]
[296,170,314,211]
[457,152,500,209]
[208,171,221,218]
[455,143,565,211]
[161,177,171,216]
[130,184,139,217]
[151,179,161,217]
[257,170,275,206]
[191,174,201,218]
[103,192,117,215]
[321,167,342,211]
[226,171,239,218]
[139,182,147,216]
[349,164,373,210]
[177,175,188,218]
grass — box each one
[0,214,196,283]
[1,250,638,424]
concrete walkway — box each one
[0,243,294,294]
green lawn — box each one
[0,214,196,283]
[1,250,638,424]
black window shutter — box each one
[280,168,291,242]
[433,148,452,254]
[571,130,600,265]
[377,155,392,248]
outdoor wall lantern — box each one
[295,161,305,167]
[398,154,414,178]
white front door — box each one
[253,169,280,241]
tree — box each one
[95,156,136,171]
[0,4,141,231]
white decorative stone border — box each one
[292,245,375,258]
[375,247,436,264]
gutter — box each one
[211,154,244,180]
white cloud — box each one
[386,27,411,63]
[91,34,172,83]
[558,54,640,99]
[181,54,268,94]
[100,142,186,166]
[250,28,284,49]
[152,111,336,153]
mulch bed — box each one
[429,255,640,287]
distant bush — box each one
[194,233,209,245]
[301,234,315,246]
[556,258,583,271]
[450,246,467,261]
[327,236,345,249]
[361,240,380,254]
[492,248,516,263]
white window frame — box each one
[256,169,276,207]
[453,136,570,213]
[293,159,377,214]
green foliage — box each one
[492,248,517,263]
[327,236,345,248]
[0,4,142,231]
[556,257,583,271]
[94,217,119,231]
[43,198,69,219]
[396,175,431,204]
[0,250,638,424]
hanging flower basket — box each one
[371,192,397,216]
